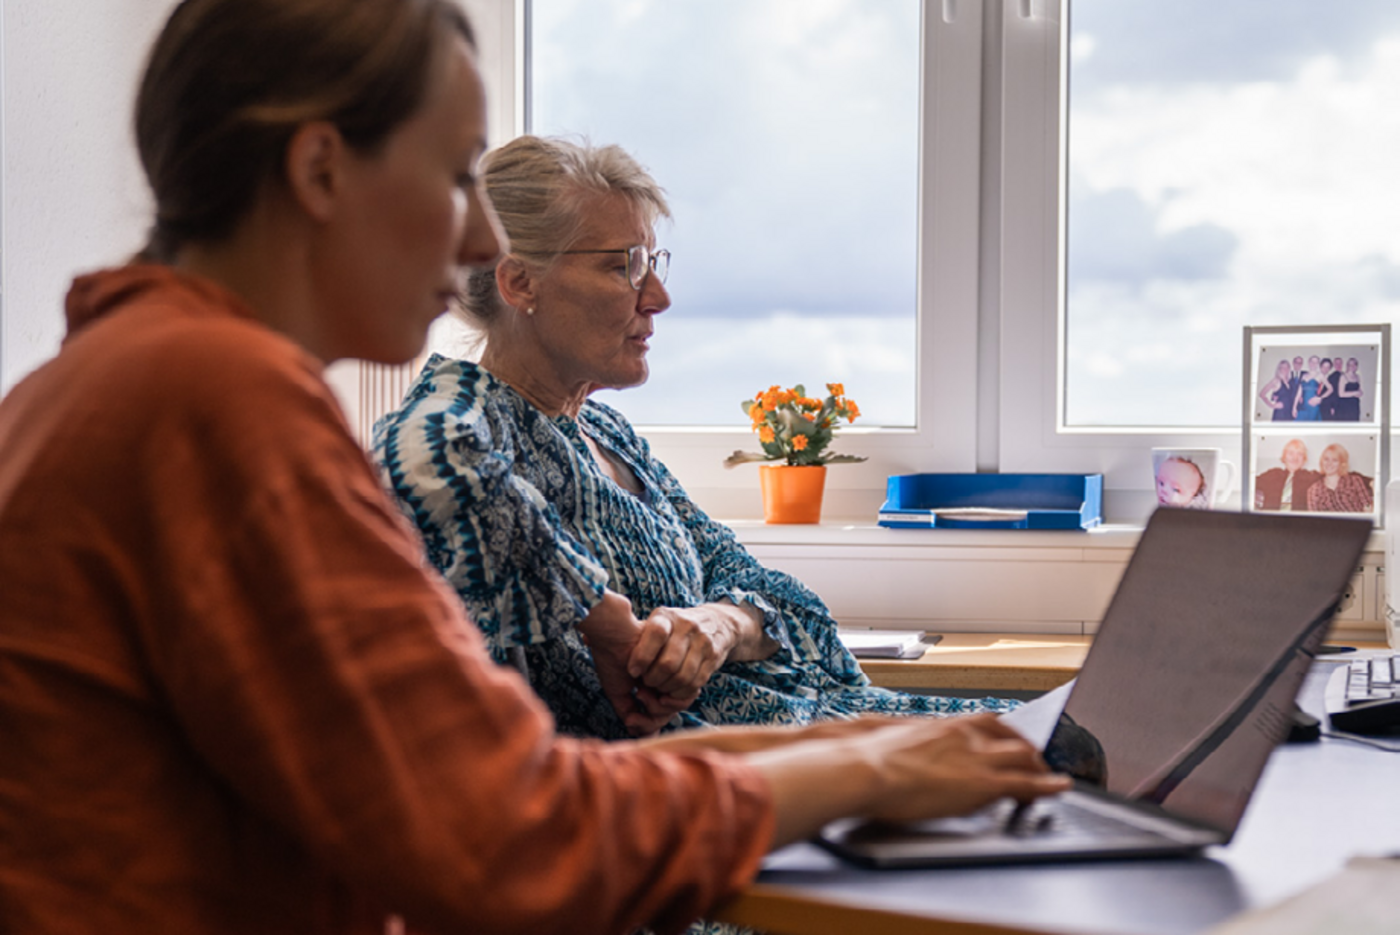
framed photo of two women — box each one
[1244,325,1390,523]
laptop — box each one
[818,508,1372,868]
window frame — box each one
[997,0,1251,514]
[472,0,1250,523]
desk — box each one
[715,662,1400,935]
[859,633,1091,694]
[859,634,1385,695]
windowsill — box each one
[727,518,1384,552]
[724,518,1386,639]
[726,520,1149,549]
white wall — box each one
[1,0,174,394]
[0,0,506,398]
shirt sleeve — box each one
[601,409,870,689]
[138,339,774,935]
[372,366,608,659]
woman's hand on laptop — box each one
[744,714,1072,849]
[845,715,1071,825]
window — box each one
[460,0,1400,520]
[1063,0,1400,429]
[442,0,985,519]
[995,0,1400,517]
[526,0,922,428]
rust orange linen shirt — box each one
[0,265,774,935]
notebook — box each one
[817,508,1372,868]
[838,629,934,659]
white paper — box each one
[999,679,1076,749]
[837,629,926,658]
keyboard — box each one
[1324,654,1400,734]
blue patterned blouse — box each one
[373,356,1015,739]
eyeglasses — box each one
[559,244,670,290]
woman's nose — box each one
[639,271,670,314]
[460,184,505,268]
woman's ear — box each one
[283,121,346,223]
[495,257,539,311]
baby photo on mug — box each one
[1152,448,1236,510]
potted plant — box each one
[724,383,867,523]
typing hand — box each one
[852,715,1071,825]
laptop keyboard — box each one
[1003,797,1166,841]
[1325,653,1400,734]
[1345,654,1399,702]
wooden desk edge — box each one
[713,882,1060,935]
[861,664,1079,693]
[856,634,1090,693]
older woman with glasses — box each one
[374,135,1017,739]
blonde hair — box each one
[461,135,671,328]
[1280,438,1308,465]
[1320,443,1351,475]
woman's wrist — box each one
[719,600,779,662]
[746,734,883,848]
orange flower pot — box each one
[759,464,827,524]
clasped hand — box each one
[579,591,775,735]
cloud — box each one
[1064,25,1400,426]
[1071,0,1400,87]
[600,313,916,426]
[531,0,920,319]
[1068,186,1237,286]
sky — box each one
[1066,0,1400,426]
[526,0,921,426]
[496,0,1400,429]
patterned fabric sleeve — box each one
[587,405,870,690]
[372,359,608,661]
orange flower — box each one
[827,382,845,397]
[758,425,775,444]
[802,412,816,421]
[847,400,861,420]
[792,435,809,451]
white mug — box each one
[1152,448,1237,510]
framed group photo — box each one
[1243,325,1390,523]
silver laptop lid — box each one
[1047,508,1371,839]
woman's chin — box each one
[607,361,650,391]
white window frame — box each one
[468,0,984,520]
[462,0,1247,524]
[996,0,1246,521]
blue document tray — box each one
[878,473,1103,530]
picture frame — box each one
[1243,325,1390,523]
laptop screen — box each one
[1046,509,1371,837]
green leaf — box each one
[723,449,779,467]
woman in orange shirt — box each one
[0,2,1066,934]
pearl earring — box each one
[525,307,535,316]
